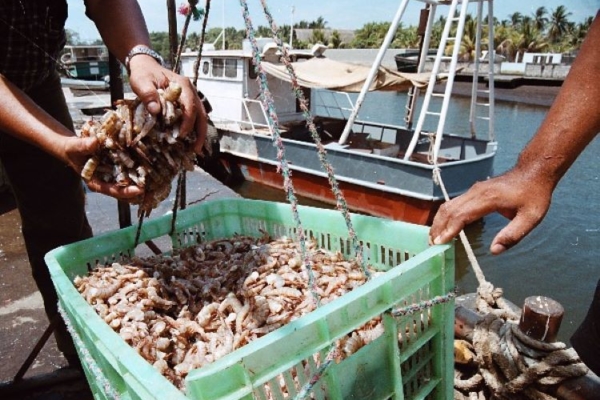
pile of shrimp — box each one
[79,81,196,217]
[74,233,386,391]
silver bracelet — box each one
[124,45,164,72]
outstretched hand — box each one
[127,56,208,155]
[429,169,554,254]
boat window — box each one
[225,59,237,78]
[202,61,209,76]
[212,58,224,77]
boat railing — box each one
[352,120,405,145]
[206,94,274,134]
[312,90,355,120]
[208,90,359,136]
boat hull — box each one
[217,130,495,225]
[222,154,443,225]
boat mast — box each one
[403,0,472,162]
[337,0,411,146]
[290,6,295,48]
[404,5,437,129]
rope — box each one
[237,3,459,397]
[192,0,212,87]
[432,167,501,311]
[169,0,208,239]
[258,0,367,277]
[455,314,588,399]
[432,168,588,398]
[238,0,320,306]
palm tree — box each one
[330,30,342,48]
[310,16,327,30]
[495,19,548,63]
[351,22,389,48]
[509,12,523,29]
[310,29,327,45]
[547,5,572,43]
[430,15,447,48]
[532,7,548,33]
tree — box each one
[509,12,523,29]
[532,7,548,33]
[65,29,82,45]
[547,5,572,43]
[351,22,388,48]
[310,16,327,29]
[310,28,327,45]
[330,30,342,48]
[444,15,479,61]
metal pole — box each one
[469,0,484,138]
[290,6,295,48]
[487,0,496,142]
[404,0,460,161]
[337,0,410,145]
[431,0,469,162]
[108,52,132,229]
[405,6,434,129]
[167,0,178,68]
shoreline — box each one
[435,80,560,108]
[324,49,561,108]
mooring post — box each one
[518,296,564,343]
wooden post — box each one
[518,296,564,343]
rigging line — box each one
[259,0,368,278]
[192,0,211,87]
[169,0,210,242]
[0,14,115,109]
[433,167,488,288]
[239,0,321,307]
[173,1,196,74]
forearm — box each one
[0,75,73,163]
[514,12,600,188]
[84,0,151,63]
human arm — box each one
[84,0,207,154]
[0,75,143,199]
[429,11,600,254]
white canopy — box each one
[261,57,439,92]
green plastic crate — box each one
[45,198,454,400]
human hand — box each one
[429,169,553,254]
[62,135,144,200]
[127,56,208,155]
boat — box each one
[180,0,498,225]
[394,48,437,72]
[58,45,110,90]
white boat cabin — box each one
[180,39,330,133]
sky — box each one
[66,0,598,42]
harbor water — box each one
[235,88,600,344]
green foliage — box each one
[330,30,342,49]
[68,8,592,60]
